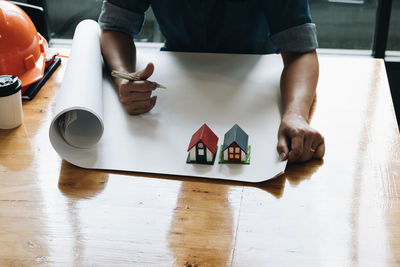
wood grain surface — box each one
[0,51,399,267]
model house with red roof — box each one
[187,124,219,165]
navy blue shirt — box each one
[99,0,317,54]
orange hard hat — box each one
[0,0,48,88]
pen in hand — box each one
[111,70,167,89]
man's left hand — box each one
[277,113,325,163]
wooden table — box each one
[0,51,399,266]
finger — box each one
[124,99,151,113]
[126,96,157,115]
[313,140,325,159]
[135,62,154,80]
[310,134,324,158]
[120,81,157,95]
[128,81,157,92]
[277,133,289,161]
[298,134,314,162]
[288,135,304,163]
[120,91,152,103]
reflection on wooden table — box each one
[0,53,399,266]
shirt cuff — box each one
[269,23,318,53]
[98,1,144,37]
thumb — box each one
[277,133,289,161]
[136,62,154,80]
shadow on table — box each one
[56,157,323,266]
[164,160,323,266]
[168,182,234,266]
[247,158,324,198]
[58,160,109,199]
[57,157,324,201]
[57,160,109,266]
[283,159,324,186]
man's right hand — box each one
[116,63,157,115]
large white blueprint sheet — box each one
[49,20,287,183]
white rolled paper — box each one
[49,20,104,149]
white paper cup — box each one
[0,75,23,129]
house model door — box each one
[196,142,206,163]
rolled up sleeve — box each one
[270,23,318,53]
[264,0,318,53]
[98,0,150,37]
